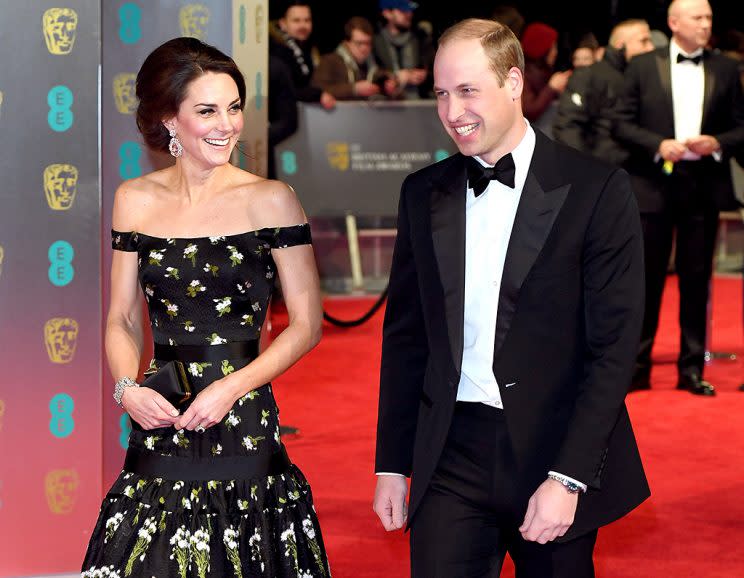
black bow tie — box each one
[677,52,702,65]
[467,154,516,196]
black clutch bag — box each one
[141,360,192,407]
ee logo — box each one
[119,413,132,449]
[254,72,263,110]
[434,149,450,162]
[49,393,74,438]
[47,85,74,132]
[281,151,297,175]
[118,3,142,44]
[48,240,74,287]
[119,141,142,179]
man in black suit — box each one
[373,18,650,578]
[615,0,744,396]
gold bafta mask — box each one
[0,398,5,432]
[42,8,78,55]
[44,164,78,210]
[0,245,4,280]
[113,73,137,114]
[45,469,79,514]
[326,142,350,171]
[179,4,210,40]
[0,90,4,120]
[255,5,265,44]
[44,317,79,364]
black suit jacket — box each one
[376,130,650,541]
[614,47,744,213]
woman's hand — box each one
[175,376,241,432]
[122,387,180,430]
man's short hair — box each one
[345,16,374,40]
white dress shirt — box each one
[670,39,705,161]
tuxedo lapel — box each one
[430,156,467,375]
[494,135,570,356]
[701,53,716,130]
[655,50,674,125]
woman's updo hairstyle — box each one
[135,37,247,152]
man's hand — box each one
[519,478,579,544]
[320,90,336,110]
[658,138,688,162]
[373,475,409,531]
[355,80,381,97]
[685,135,720,156]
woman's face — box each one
[167,72,243,168]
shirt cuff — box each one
[712,150,722,162]
[376,472,406,477]
[548,471,587,492]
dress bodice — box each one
[112,224,311,346]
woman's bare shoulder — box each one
[244,178,307,228]
[112,169,172,231]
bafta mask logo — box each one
[327,142,350,171]
[45,468,79,514]
[113,73,137,114]
[42,8,78,55]
[44,317,79,364]
[180,4,210,40]
[0,399,5,432]
[0,245,4,280]
[44,164,78,211]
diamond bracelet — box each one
[547,473,582,494]
[113,376,139,407]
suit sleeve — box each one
[551,168,644,487]
[613,58,665,157]
[712,58,744,155]
[375,180,429,476]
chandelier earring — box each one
[168,128,183,158]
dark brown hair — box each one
[344,16,374,40]
[135,37,247,152]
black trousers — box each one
[410,402,597,578]
[635,163,720,380]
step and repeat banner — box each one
[0,1,267,575]
[275,101,457,217]
[0,1,102,575]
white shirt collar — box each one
[472,119,535,193]
[670,38,704,61]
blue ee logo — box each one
[119,413,132,449]
[48,240,74,286]
[119,141,143,179]
[118,3,142,44]
[281,151,297,175]
[49,393,74,438]
[434,149,450,162]
[47,85,74,132]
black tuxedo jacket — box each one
[614,47,744,213]
[376,130,650,541]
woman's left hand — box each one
[174,376,240,431]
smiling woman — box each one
[80,37,330,577]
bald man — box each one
[554,19,654,165]
[615,0,744,395]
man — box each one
[269,1,336,109]
[554,19,654,166]
[373,0,434,99]
[374,18,650,577]
[312,17,397,101]
[615,0,744,395]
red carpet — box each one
[271,275,744,577]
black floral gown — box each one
[82,224,330,578]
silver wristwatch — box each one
[113,376,139,407]
[547,473,582,494]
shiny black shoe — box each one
[676,375,716,396]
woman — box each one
[82,37,330,577]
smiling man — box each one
[374,18,650,577]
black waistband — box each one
[124,443,291,481]
[154,340,259,363]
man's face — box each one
[623,24,654,60]
[434,38,523,165]
[669,0,712,51]
[384,8,413,32]
[280,6,312,42]
[346,29,373,64]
